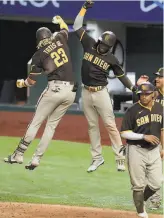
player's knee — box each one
[132,185,145,192]
[88,123,98,130]
[148,182,161,192]
[104,121,117,130]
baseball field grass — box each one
[0,136,163,215]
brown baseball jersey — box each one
[75,28,124,86]
[121,101,163,149]
[155,90,164,107]
[29,30,74,82]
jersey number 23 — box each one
[50,48,68,68]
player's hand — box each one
[143,135,160,145]
[137,75,149,86]
[83,0,94,9]
[16,79,26,88]
[52,15,63,25]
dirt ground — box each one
[0,202,162,218]
[0,111,124,145]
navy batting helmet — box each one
[36,27,52,45]
[98,31,116,47]
[136,82,155,94]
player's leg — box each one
[127,145,148,217]
[94,88,125,171]
[148,145,162,210]
[82,87,104,173]
[145,147,162,209]
[25,85,75,170]
[148,190,161,210]
[4,87,58,164]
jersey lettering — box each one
[43,41,63,54]
[136,114,162,127]
[83,52,110,71]
[155,98,164,107]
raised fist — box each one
[83,0,94,9]
[52,15,63,24]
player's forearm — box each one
[118,74,137,92]
[59,19,68,31]
[113,65,136,92]
[73,7,86,31]
[121,131,144,140]
[16,77,36,88]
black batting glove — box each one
[131,85,137,93]
[83,0,94,9]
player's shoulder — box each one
[107,52,119,65]
[156,90,163,99]
[154,101,163,110]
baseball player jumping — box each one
[73,0,137,173]
[135,67,164,210]
[121,82,163,218]
[4,16,76,170]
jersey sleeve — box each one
[110,56,125,78]
[121,108,134,133]
[29,52,42,81]
[75,27,95,49]
[54,30,68,43]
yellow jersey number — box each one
[50,48,68,68]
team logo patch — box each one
[141,84,149,91]
[105,34,110,41]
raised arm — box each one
[73,0,94,31]
[73,0,95,48]
[52,15,69,40]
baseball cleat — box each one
[4,153,23,164]
[116,159,126,172]
[87,159,104,173]
[137,212,148,218]
[25,156,40,170]
[149,201,161,210]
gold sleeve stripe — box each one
[116,73,125,78]
[161,128,164,130]
[80,30,85,41]
[30,72,42,75]
[120,130,133,134]
[80,8,87,16]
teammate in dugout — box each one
[121,82,163,218]
[73,0,137,173]
[4,16,77,170]
[136,67,164,107]
[134,67,164,210]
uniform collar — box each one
[159,89,164,96]
[138,101,155,111]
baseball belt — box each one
[84,85,105,92]
[49,80,74,86]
